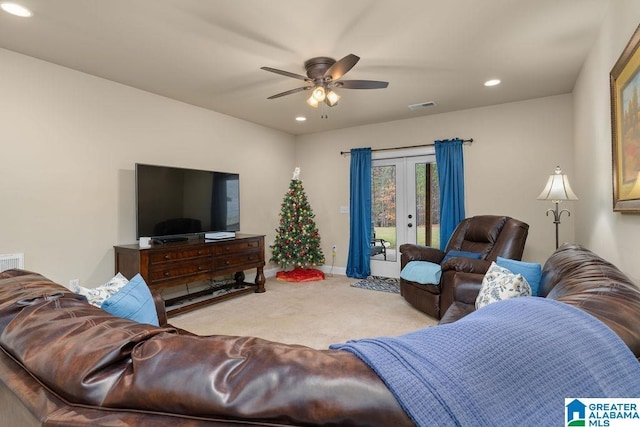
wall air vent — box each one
[408,101,437,110]
[0,253,24,272]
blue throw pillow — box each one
[442,250,482,263]
[400,261,442,285]
[101,273,159,326]
[496,257,542,296]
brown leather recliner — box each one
[399,215,529,319]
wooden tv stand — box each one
[114,234,265,317]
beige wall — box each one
[573,0,640,282]
[296,94,575,271]
[0,48,295,286]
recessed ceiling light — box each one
[1,2,32,17]
[484,79,501,87]
[295,116,307,122]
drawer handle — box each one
[164,272,171,277]
[197,266,203,271]
[164,255,171,260]
[225,260,230,265]
[248,256,255,261]
[197,250,203,255]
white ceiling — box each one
[0,0,609,135]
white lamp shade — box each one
[326,90,340,106]
[537,167,578,201]
[312,86,326,102]
[306,96,319,108]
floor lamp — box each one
[537,166,578,249]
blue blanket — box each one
[330,297,640,426]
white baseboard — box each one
[319,264,347,276]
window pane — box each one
[430,164,440,248]
[415,163,427,245]
[415,162,440,247]
[371,165,396,262]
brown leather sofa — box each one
[440,243,640,358]
[0,269,412,427]
[400,215,529,318]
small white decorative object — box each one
[292,167,301,180]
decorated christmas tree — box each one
[270,168,325,281]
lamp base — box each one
[545,202,571,249]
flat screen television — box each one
[135,163,240,239]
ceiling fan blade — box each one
[267,86,312,99]
[335,80,389,89]
[261,67,310,81]
[324,54,360,81]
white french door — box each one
[370,152,437,278]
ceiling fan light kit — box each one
[305,86,340,108]
[261,54,388,114]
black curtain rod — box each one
[340,138,474,156]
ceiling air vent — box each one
[408,101,437,110]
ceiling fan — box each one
[261,54,389,108]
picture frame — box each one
[610,23,640,212]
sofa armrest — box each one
[453,278,484,305]
[438,270,484,318]
[399,244,445,267]
[152,291,169,327]
[439,302,475,325]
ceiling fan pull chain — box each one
[321,103,328,119]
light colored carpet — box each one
[170,274,438,349]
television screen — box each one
[135,163,240,239]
